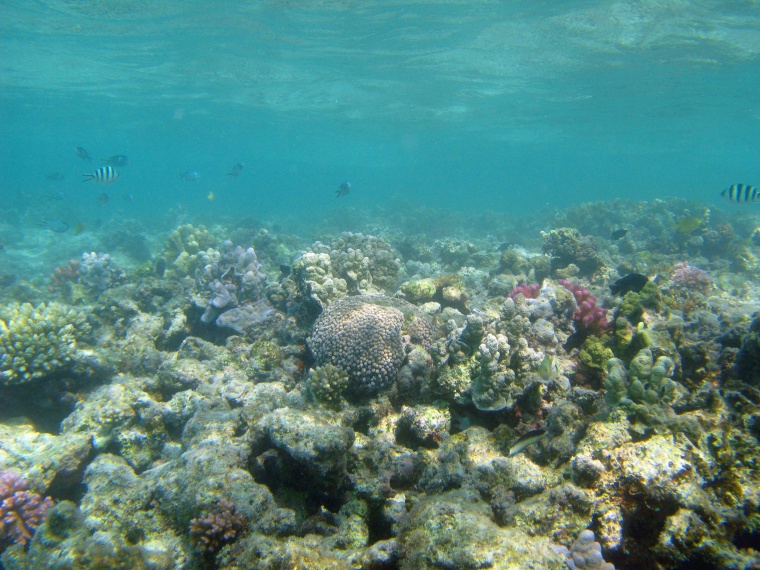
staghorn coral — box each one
[0,302,91,385]
[0,470,54,549]
[189,499,245,554]
[308,295,432,396]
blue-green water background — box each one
[1,0,758,236]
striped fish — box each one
[82,165,119,184]
[721,183,759,204]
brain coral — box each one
[0,302,91,385]
[308,295,433,395]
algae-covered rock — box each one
[400,278,437,303]
[398,488,566,569]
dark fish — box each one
[336,181,351,198]
[46,172,65,181]
[227,162,243,177]
[97,192,110,206]
[721,183,759,204]
[563,329,590,352]
[180,171,201,182]
[509,428,547,456]
[39,219,69,233]
[279,264,291,277]
[610,229,627,240]
[101,155,129,167]
[75,146,92,161]
[74,222,86,235]
[82,165,119,183]
[610,273,648,296]
[498,242,515,252]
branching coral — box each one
[0,470,53,548]
[0,302,91,385]
[189,499,245,554]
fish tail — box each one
[82,174,94,182]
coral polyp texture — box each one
[560,279,610,334]
[0,470,53,548]
[0,302,91,385]
[308,295,432,396]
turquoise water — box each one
[1,0,758,232]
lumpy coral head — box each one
[560,280,610,334]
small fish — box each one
[336,181,352,198]
[610,273,649,296]
[610,229,627,240]
[538,354,560,382]
[563,329,590,352]
[82,165,119,184]
[97,192,110,205]
[207,192,215,201]
[101,155,129,167]
[508,429,547,456]
[73,222,86,235]
[722,183,759,204]
[39,219,69,233]
[675,216,702,234]
[180,171,201,182]
[123,193,134,202]
[46,172,65,182]
[75,146,92,161]
[227,162,243,177]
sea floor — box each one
[1,197,760,569]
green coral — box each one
[307,363,349,407]
[579,336,614,370]
[605,349,678,408]
[400,278,437,303]
[0,302,91,385]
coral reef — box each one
[308,295,432,396]
[0,470,53,549]
[542,227,604,276]
[79,252,127,292]
[561,279,611,334]
[0,302,91,385]
[556,529,615,569]
[189,499,245,553]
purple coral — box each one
[670,262,711,295]
[199,241,268,328]
[560,279,610,334]
[79,252,126,291]
[189,499,245,553]
[0,470,53,548]
[508,282,540,300]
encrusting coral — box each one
[0,302,91,385]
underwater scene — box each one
[2,1,760,569]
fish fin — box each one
[81,174,93,182]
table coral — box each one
[0,302,91,385]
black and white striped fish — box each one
[82,165,119,184]
[721,183,759,204]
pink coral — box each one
[670,262,711,295]
[189,499,245,553]
[0,470,54,548]
[508,282,541,300]
[560,279,610,334]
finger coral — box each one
[189,499,245,554]
[0,302,91,385]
